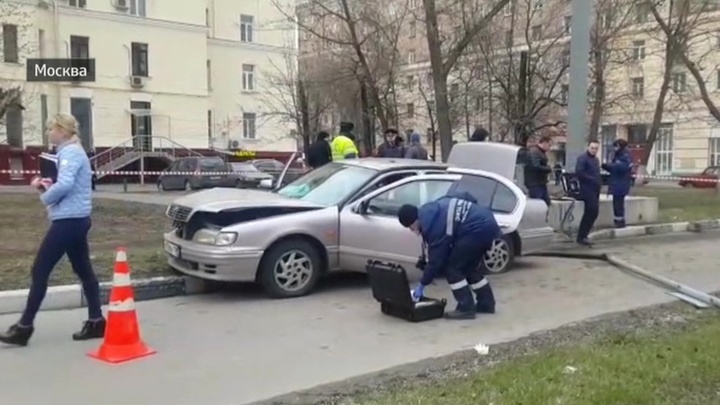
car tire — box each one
[235,179,245,189]
[184,180,193,191]
[681,182,693,188]
[258,239,322,298]
[157,181,166,191]
[481,235,516,275]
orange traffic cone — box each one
[88,247,156,364]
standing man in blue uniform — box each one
[397,192,499,320]
[602,139,633,228]
[575,140,602,245]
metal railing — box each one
[90,135,204,171]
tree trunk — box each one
[360,81,373,155]
[641,41,674,166]
[587,50,605,141]
[422,0,453,161]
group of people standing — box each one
[522,135,634,246]
[305,124,430,169]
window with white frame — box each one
[533,0,543,10]
[504,2,512,15]
[409,0,418,8]
[531,25,542,41]
[129,0,146,17]
[242,64,255,90]
[655,124,673,175]
[631,77,644,97]
[409,20,416,37]
[69,0,86,8]
[240,15,254,42]
[710,137,720,166]
[407,103,414,118]
[242,112,256,139]
[672,72,687,93]
[408,50,416,64]
[632,40,646,61]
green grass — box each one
[632,187,720,222]
[0,193,175,291]
[360,313,720,405]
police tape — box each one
[0,169,717,184]
[0,169,305,176]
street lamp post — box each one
[565,0,594,171]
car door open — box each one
[338,174,458,272]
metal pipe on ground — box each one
[530,251,720,309]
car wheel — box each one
[157,181,166,191]
[681,182,693,188]
[258,239,322,298]
[235,179,245,189]
[481,235,515,274]
[184,180,193,191]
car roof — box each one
[340,157,448,171]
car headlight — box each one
[192,229,217,244]
[214,232,237,246]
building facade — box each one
[0,0,298,153]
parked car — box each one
[251,158,307,187]
[163,142,555,298]
[227,162,274,188]
[678,166,720,188]
[157,156,228,191]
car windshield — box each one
[276,163,376,206]
[231,163,259,172]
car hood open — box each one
[170,188,324,213]
[447,142,521,181]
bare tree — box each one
[260,50,336,150]
[422,0,511,160]
[284,0,409,152]
[471,0,569,145]
[639,0,708,167]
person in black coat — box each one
[574,140,602,246]
[306,131,332,169]
[523,135,553,206]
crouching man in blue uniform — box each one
[397,192,499,320]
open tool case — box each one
[366,260,446,322]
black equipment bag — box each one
[366,260,446,322]
[561,172,582,200]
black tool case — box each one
[366,260,446,322]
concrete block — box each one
[645,223,674,235]
[688,219,720,232]
[183,276,219,294]
[671,222,691,233]
[549,196,659,231]
[613,226,648,238]
[0,285,82,315]
[588,229,614,241]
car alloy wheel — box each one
[272,249,314,293]
[483,237,512,274]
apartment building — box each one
[297,0,720,174]
[0,0,297,154]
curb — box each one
[589,218,720,241]
[0,275,215,315]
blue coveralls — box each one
[605,148,633,228]
[417,191,499,313]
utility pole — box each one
[565,1,593,171]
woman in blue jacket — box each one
[602,139,633,228]
[0,114,105,346]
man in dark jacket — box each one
[306,131,332,169]
[470,126,489,142]
[575,140,602,245]
[523,135,553,206]
[405,132,428,160]
[397,192,499,320]
[377,128,405,158]
[602,139,633,228]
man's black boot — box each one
[445,286,476,320]
[576,238,593,247]
[474,283,496,314]
[0,324,34,346]
[72,318,106,341]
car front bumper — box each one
[163,231,263,282]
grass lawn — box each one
[632,187,720,222]
[360,313,720,405]
[0,193,174,291]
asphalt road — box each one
[0,232,718,404]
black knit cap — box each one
[398,204,419,227]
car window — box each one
[199,158,226,171]
[353,171,418,200]
[166,161,179,172]
[178,160,193,172]
[367,180,454,217]
[448,174,518,214]
[231,163,258,173]
[276,162,376,206]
